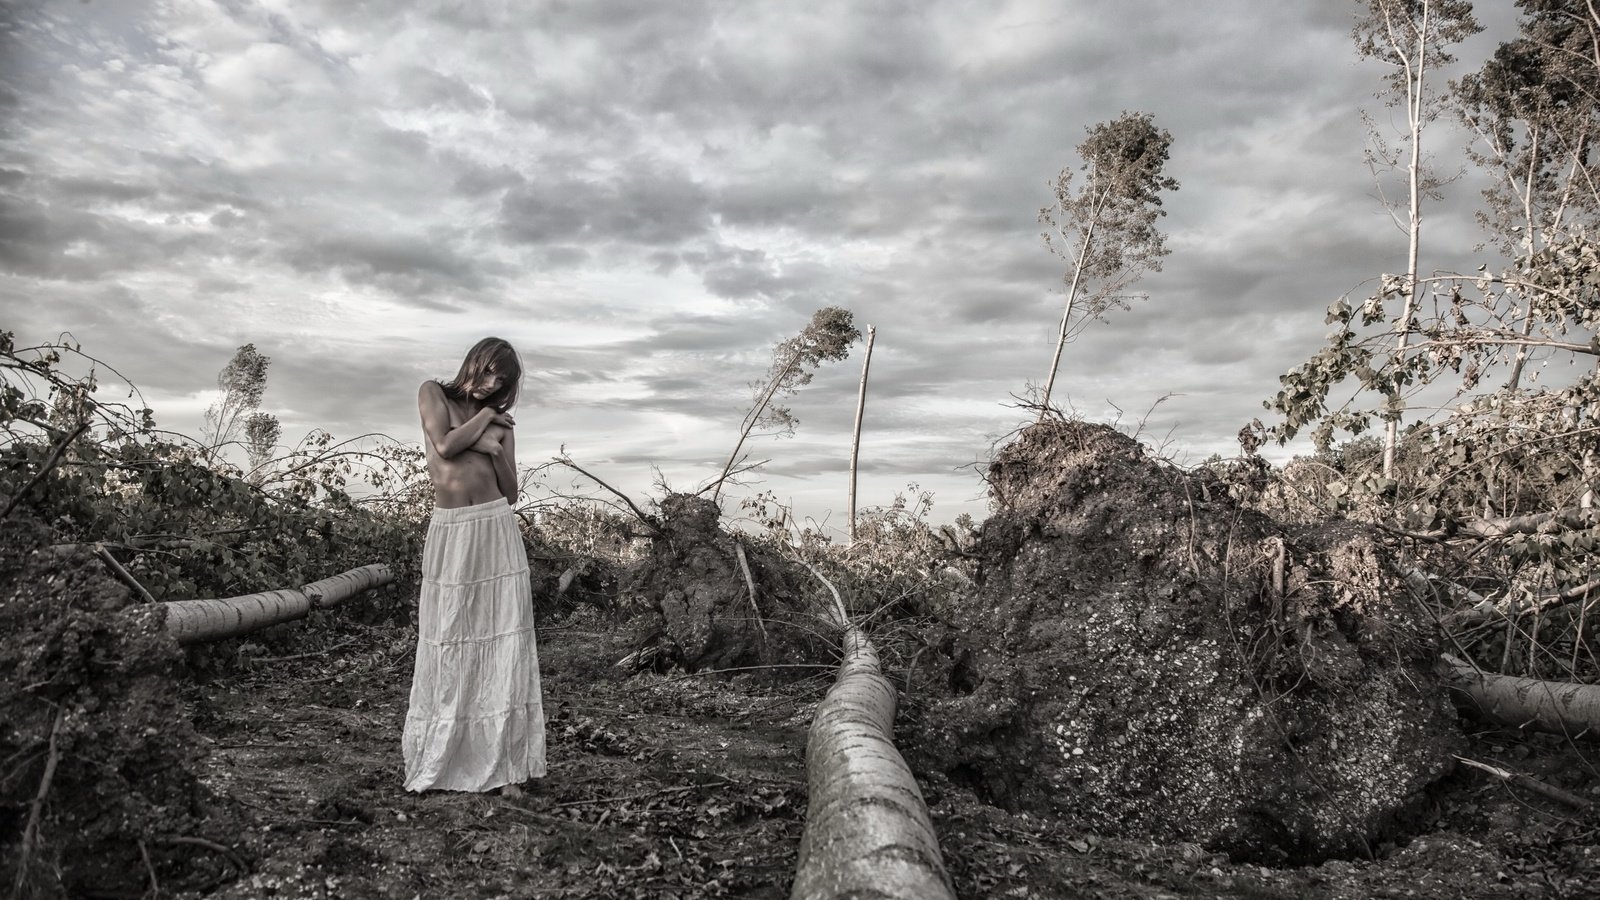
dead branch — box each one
[733,539,769,654]
[553,781,731,809]
[154,836,247,875]
[0,421,91,521]
[1456,756,1593,810]
[12,706,66,900]
[553,454,661,535]
[92,542,156,603]
[246,639,356,665]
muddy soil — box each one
[152,612,1599,899]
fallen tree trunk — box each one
[791,566,955,900]
[302,564,393,609]
[1443,653,1600,738]
[161,564,393,645]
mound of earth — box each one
[0,516,231,897]
[619,493,819,672]
[907,421,1462,863]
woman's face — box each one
[469,367,506,401]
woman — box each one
[403,337,545,792]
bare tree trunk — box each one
[711,352,802,502]
[1383,2,1432,479]
[848,325,876,543]
[1444,653,1600,737]
[160,564,394,644]
[1039,219,1097,415]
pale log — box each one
[303,564,393,608]
[161,564,394,644]
[792,565,955,900]
[1444,654,1600,738]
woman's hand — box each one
[489,410,516,428]
[470,423,509,457]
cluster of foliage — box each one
[0,333,428,617]
[1261,0,1600,683]
[1037,110,1178,410]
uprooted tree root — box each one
[906,421,1463,864]
[0,515,241,898]
[619,493,826,673]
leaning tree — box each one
[1036,110,1178,413]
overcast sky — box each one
[0,0,1524,534]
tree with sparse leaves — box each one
[707,307,860,501]
[244,410,281,484]
[1352,0,1481,476]
[1037,110,1178,414]
[1455,0,1600,390]
[202,343,271,461]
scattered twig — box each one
[12,706,66,899]
[554,780,731,809]
[247,639,356,665]
[1456,755,1593,810]
[138,839,161,899]
[732,539,768,653]
[1,421,91,520]
[155,836,248,875]
[630,663,834,689]
[92,542,157,603]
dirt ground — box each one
[163,611,1600,900]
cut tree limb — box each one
[1443,653,1600,738]
[791,563,955,900]
[160,564,394,644]
[1416,566,1600,629]
[1455,756,1592,810]
[1409,506,1600,541]
[93,542,156,604]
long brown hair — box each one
[441,337,522,412]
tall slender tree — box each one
[1037,111,1178,414]
[1352,0,1481,476]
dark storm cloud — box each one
[715,176,857,233]
[0,193,210,281]
[500,164,713,248]
[451,159,526,197]
[269,347,428,439]
[612,314,752,355]
[391,65,491,112]
[280,228,492,302]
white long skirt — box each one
[402,498,546,792]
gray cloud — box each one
[0,0,1536,531]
